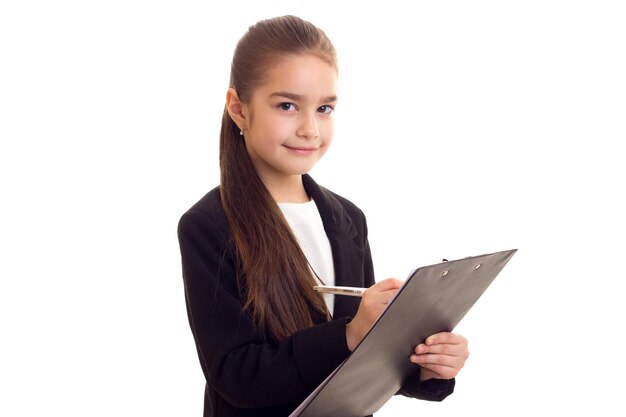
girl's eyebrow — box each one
[269,91,337,103]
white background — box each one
[1,1,625,416]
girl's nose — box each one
[296,113,319,139]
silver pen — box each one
[313,285,366,297]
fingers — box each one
[424,332,467,346]
[414,342,460,355]
[362,289,395,306]
[414,362,460,380]
[371,278,403,292]
[409,332,469,380]
[362,278,402,307]
[415,333,468,354]
[410,352,465,367]
[409,351,466,379]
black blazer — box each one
[177,175,453,417]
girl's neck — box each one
[263,174,310,203]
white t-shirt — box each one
[278,200,336,315]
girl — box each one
[178,15,469,417]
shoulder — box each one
[178,186,231,244]
[321,187,366,222]
[181,186,223,217]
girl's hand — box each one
[346,278,403,351]
[410,332,469,382]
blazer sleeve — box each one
[398,369,455,401]
[178,208,352,409]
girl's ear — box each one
[226,88,246,131]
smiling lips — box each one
[283,145,319,155]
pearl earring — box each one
[239,129,244,136]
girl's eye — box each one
[318,105,334,114]
[279,103,297,111]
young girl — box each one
[178,15,469,417]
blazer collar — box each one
[303,174,365,318]
[302,174,358,240]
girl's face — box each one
[241,54,338,186]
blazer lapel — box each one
[303,175,365,319]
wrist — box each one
[345,321,363,351]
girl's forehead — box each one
[257,54,338,99]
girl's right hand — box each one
[345,278,403,351]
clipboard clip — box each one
[441,259,449,277]
[441,258,482,277]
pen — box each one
[313,285,366,297]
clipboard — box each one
[290,249,517,417]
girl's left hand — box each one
[410,332,469,382]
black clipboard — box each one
[290,249,517,417]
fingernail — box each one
[426,336,434,345]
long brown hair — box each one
[219,16,337,343]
